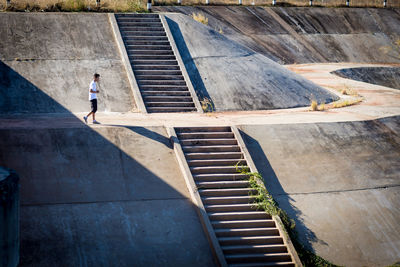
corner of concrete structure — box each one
[166,127,226,267]
[160,15,204,113]
[108,13,147,113]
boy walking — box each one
[84,73,100,124]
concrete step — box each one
[199,188,256,197]
[143,96,193,102]
[118,22,163,27]
[182,145,241,153]
[218,236,283,246]
[226,253,292,263]
[129,55,176,60]
[208,211,270,221]
[188,159,246,167]
[116,13,159,18]
[197,180,250,189]
[122,31,166,36]
[222,244,288,254]
[190,166,243,174]
[131,60,178,65]
[136,75,184,80]
[176,126,232,133]
[205,203,256,212]
[193,173,249,182]
[124,36,168,41]
[185,152,244,160]
[215,228,280,237]
[133,65,180,71]
[229,262,295,267]
[202,196,257,205]
[181,139,238,146]
[119,26,164,31]
[127,45,172,50]
[141,91,191,96]
[125,40,170,46]
[146,107,197,113]
[178,132,235,140]
[212,219,276,229]
[138,80,186,86]
[135,70,181,76]
[146,102,195,107]
[116,18,161,23]
[129,50,174,56]
[140,85,188,91]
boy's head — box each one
[94,73,100,82]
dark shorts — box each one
[90,99,97,113]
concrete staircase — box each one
[174,126,297,267]
[115,14,197,113]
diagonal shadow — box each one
[165,16,215,111]
[239,129,325,252]
[0,60,215,267]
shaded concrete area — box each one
[332,66,400,90]
[0,13,135,114]
[165,13,337,111]
[156,6,400,64]
[239,117,400,266]
[0,125,216,266]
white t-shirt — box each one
[89,80,97,100]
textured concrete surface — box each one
[0,167,19,267]
[239,117,400,266]
[333,66,400,90]
[156,6,400,65]
[0,125,215,266]
[165,13,338,111]
[0,13,135,114]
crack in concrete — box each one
[278,184,400,196]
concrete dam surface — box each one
[239,116,400,267]
[156,6,400,65]
[0,13,135,114]
[0,125,215,266]
[165,13,338,111]
[332,66,400,90]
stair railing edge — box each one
[167,127,227,267]
[231,125,303,267]
[108,13,147,114]
[160,15,204,113]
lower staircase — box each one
[172,126,299,267]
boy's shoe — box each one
[83,116,88,124]
[93,120,100,124]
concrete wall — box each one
[0,125,215,266]
[165,13,338,111]
[239,116,400,266]
[0,13,135,114]
[333,66,400,90]
[157,6,400,65]
[0,167,19,267]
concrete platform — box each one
[239,117,400,266]
[0,13,135,114]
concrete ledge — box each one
[167,127,226,267]
[232,126,302,267]
[161,15,203,113]
[108,13,147,113]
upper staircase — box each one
[116,14,198,113]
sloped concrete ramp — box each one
[165,13,338,111]
[239,116,400,266]
[0,125,215,266]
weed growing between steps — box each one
[200,97,215,112]
[235,164,340,267]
